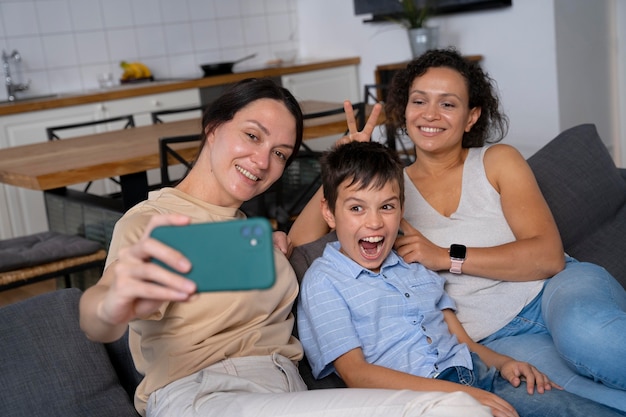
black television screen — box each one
[354,0,512,21]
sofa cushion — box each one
[0,288,139,417]
[527,124,626,288]
[290,231,338,283]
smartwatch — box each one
[449,244,467,274]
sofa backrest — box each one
[0,288,141,416]
[528,124,626,288]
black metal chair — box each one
[46,115,136,193]
[363,83,389,107]
[151,105,204,124]
[158,134,202,186]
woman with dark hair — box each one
[290,49,626,412]
[387,48,626,411]
[79,78,489,417]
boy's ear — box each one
[320,198,336,229]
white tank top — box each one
[403,146,544,340]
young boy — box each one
[297,141,625,417]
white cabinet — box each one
[0,102,102,239]
[101,89,201,126]
[0,88,200,239]
[281,65,360,103]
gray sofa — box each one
[0,124,624,416]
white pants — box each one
[147,354,490,417]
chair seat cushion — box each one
[0,231,102,273]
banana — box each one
[120,61,152,80]
[133,62,152,78]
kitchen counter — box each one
[0,57,360,116]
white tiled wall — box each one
[0,0,298,100]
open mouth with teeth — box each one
[420,126,443,134]
[359,236,384,260]
[236,165,260,181]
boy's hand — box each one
[500,360,561,394]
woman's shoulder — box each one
[483,143,523,159]
[482,144,533,192]
[483,143,527,171]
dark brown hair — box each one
[321,141,405,212]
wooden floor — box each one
[0,279,57,307]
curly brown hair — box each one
[385,48,509,147]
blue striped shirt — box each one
[297,241,472,379]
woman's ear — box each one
[465,107,482,132]
[205,126,215,144]
[320,198,336,229]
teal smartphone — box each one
[149,218,276,292]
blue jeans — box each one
[480,258,626,411]
[438,353,626,417]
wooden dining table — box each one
[0,100,381,210]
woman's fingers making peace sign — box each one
[336,100,383,146]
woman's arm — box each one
[288,186,329,247]
[79,214,196,343]
[396,144,564,281]
[334,347,519,417]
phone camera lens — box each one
[241,226,252,237]
[253,225,264,236]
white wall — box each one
[298,0,620,161]
[616,0,626,166]
[0,0,298,98]
[555,0,614,155]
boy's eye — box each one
[442,102,455,108]
[382,204,395,210]
[246,133,259,141]
[349,206,363,212]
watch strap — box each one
[449,258,464,274]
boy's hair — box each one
[321,141,405,212]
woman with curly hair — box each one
[289,48,626,412]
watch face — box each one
[450,244,466,259]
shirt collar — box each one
[324,241,409,279]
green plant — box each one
[394,0,435,29]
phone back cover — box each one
[150,218,275,291]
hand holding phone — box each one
[150,218,276,292]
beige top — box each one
[105,188,303,415]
